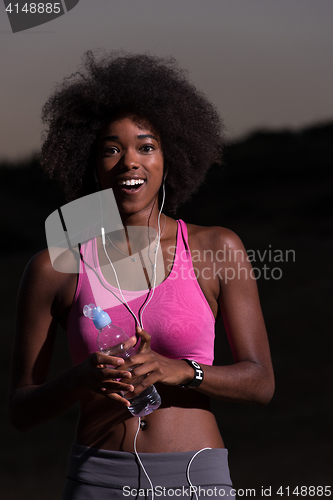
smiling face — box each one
[96,116,164,218]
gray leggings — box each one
[62,443,233,499]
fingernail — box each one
[137,326,142,332]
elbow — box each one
[265,378,275,404]
[253,375,275,406]
[256,385,275,406]
[249,360,275,406]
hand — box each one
[78,336,137,406]
[120,326,193,397]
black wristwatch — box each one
[178,359,204,389]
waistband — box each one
[66,443,232,490]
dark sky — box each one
[1,0,333,160]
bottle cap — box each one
[92,306,112,330]
[83,303,96,319]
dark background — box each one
[1,122,332,499]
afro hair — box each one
[41,51,225,211]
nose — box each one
[121,148,140,170]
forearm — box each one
[121,330,274,405]
[9,364,84,431]
[195,361,275,405]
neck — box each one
[102,218,166,277]
[121,211,162,230]
[107,201,164,256]
[119,198,163,233]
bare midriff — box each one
[75,384,224,453]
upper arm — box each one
[10,250,65,394]
[216,229,274,375]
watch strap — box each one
[179,359,204,389]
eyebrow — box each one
[138,134,158,141]
[100,134,158,142]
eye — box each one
[102,146,119,157]
[140,144,155,153]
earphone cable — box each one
[139,179,166,329]
[101,226,141,326]
[100,180,166,330]
[186,447,213,500]
[133,417,155,500]
[78,246,138,321]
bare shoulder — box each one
[20,248,77,315]
[25,246,79,279]
[23,248,66,286]
[23,248,57,285]
[186,223,246,259]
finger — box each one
[125,372,157,398]
[101,380,135,393]
[98,367,132,382]
[121,373,146,388]
[95,388,132,407]
[126,360,156,379]
[95,336,136,365]
[122,336,138,351]
[92,351,125,367]
[136,326,151,352]
[107,393,131,407]
[103,367,132,377]
[100,377,134,391]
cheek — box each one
[151,154,164,177]
[95,164,116,190]
[96,159,116,177]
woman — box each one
[9,52,274,499]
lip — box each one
[116,178,146,195]
[117,176,146,183]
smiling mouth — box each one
[117,179,146,191]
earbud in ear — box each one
[163,168,168,181]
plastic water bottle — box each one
[83,304,161,417]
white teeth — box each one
[119,179,145,186]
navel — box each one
[140,419,146,430]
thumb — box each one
[129,335,137,347]
[136,325,151,351]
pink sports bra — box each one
[67,220,216,366]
